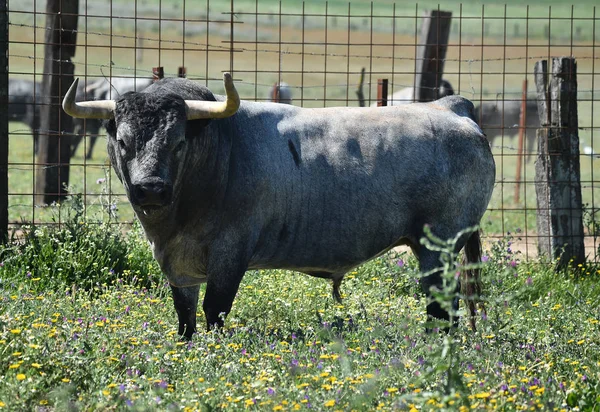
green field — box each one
[0,214,599,410]
[1,3,600,410]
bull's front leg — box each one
[203,255,247,330]
[170,284,200,340]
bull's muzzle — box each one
[132,180,173,208]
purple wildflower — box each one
[397,259,404,268]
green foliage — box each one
[0,220,599,410]
[0,194,161,291]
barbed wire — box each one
[8,21,600,65]
[7,57,600,99]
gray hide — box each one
[475,99,540,161]
[8,79,41,151]
[70,77,495,339]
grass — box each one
[0,211,599,410]
[2,2,600,410]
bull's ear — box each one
[104,118,117,137]
[185,118,212,140]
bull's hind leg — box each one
[417,248,460,329]
[170,284,200,340]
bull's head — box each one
[63,73,240,216]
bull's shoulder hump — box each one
[430,95,477,121]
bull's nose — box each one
[132,181,173,207]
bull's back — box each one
[243,98,494,272]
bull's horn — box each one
[185,73,240,120]
[62,78,115,119]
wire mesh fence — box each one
[3,0,600,261]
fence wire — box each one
[4,0,600,261]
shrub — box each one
[0,194,161,291]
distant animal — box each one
[8,79,41,152]
[63,73,495,340]
[371,79,454,106]
[475,99,540,161]
[267,82,292,104]
[70,77,153,159]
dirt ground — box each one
[394,235,599,261]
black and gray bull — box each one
[63,73,495,339]
[8,79,41,151]
[475,99,540,162]
[267,82,293,104]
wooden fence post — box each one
[414,9,452,102]
[178,67,187,78]
[377,79,388,107]
[0,0,8,241]
[534,58,585,267]
[35,0,78,205]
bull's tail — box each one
[461,230,486,330]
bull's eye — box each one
[117,138,126,150]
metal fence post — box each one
[153,67,164,81]
[514,79,528,204]
[377,79,388,107]
[534,58,585,267]
[0,0,8,242]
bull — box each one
[8,79,41,152]
[475,99,540,162]
[267,82,293,104]
[63,73,495,339]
